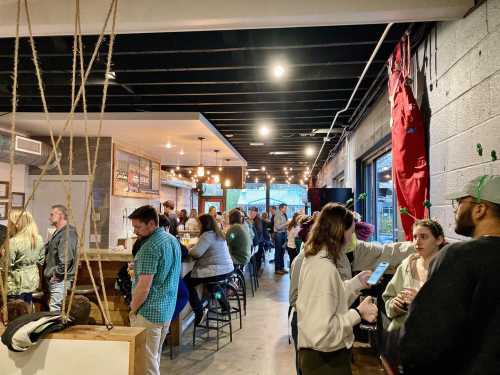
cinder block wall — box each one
[418,0,500,240]
[317,0,500,240]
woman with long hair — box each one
[296,203,377,375]
[383,219,445,331]
[5,209,44,305]
[185,208,200,232]
[185,214,234,325]
[286,212,303,266]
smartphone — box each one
[367,261,390,285]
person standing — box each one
[162,200,178,236]
[44,205,78,312]
[297,203,377,375]
[401,175,500,375]
[128,205,181,375]
[5,209,44,305]
[273,203,288,274]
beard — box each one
[455,206,475,237]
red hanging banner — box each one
[388,35,429,240]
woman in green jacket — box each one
[226,209,251,266]
[5,209,44,305]
[382,219,445,331]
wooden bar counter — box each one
[77,246,195,345]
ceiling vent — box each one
[15,135,42,155]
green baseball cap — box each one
[446,175,500,204]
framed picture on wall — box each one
[0,181,9,199]
[0,202,7,220]
[12,192,25,208]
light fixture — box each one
[179,149,185,156]
[213,174,220,183]
[224,178,231,187]
[225,133,234,138]
[170,169,175,174]
[290,167,293,171]
[255,178,259,183]
[258,125,271,137]
[250,142,265,146]
[261,166,266,171]
[106,71,116,80]
[272,64,286,79]
[176,166,180,171]
[197,137,206,177]
[207,170,211,175]
[213,149,220,173]
[300,179,304,185]
[283,167,287,171]
[305,146,315,157]
[165,139,173,149]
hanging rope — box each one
[1,0,118,328]
[0,0,21,325]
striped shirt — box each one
[133,228,181,324]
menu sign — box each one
[113,145,160,198]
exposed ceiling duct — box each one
[0,133,59,169]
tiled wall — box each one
[29,137,112,248]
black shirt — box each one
[401,236,500,375]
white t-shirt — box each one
[287,225,300,248]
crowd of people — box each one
[1,174,499,375]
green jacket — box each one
[382,254,423,331]
[226,224,251,265]
[7,234,44,295]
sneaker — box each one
[282,269,289,274]
[269,259,275,264]
[195,307,208,326]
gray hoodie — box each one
[44,225,79,280]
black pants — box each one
[287,246,299,267]
[255,243,265,272]
[299,348,352,375]
[291,311,302,375]
[184,271,233,312]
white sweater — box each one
[297,249,364,352]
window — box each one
[361,150,396,243]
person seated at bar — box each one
[44,205,78,312]
[0,209,44,307]
[297,203,377,375]
[382,219,445,331]
[185,214,234,325]
[185,209,200,232]
[226,209,251,267]
[178,209,188,230]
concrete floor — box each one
[161,258,383,375]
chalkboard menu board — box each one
[113,144,160,198]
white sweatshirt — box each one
[296,249,364,352]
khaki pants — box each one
[130,313,170,375]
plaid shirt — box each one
[133,228,181,324]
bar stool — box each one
[231,265,247,315]
[69,285,107,324]
[225,280,243,329]
[192,280,233,351]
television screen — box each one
[201,183,223,196]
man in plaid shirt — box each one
[128,205,181,375]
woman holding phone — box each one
[382,219,445,331]
[296,203,377,375]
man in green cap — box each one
[401,175,500,374]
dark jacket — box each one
[43,225,78,280]
[401,237,500,375]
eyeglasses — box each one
[451,197,480,209]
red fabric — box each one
[388,37,429,240]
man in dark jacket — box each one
[162,200,178,236]
[401,175,500,375]
[44,205,78,312]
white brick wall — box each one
[317,0,500,241]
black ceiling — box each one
[0,23,421,182]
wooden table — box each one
[77,246,195,346]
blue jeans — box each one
[49,279,71,312]
[274,232,287,271]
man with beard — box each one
[400,175,500,375]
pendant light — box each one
[213,149,220,183]
[197,137,206,177]
[224,158,232,187]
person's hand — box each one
[402,287,418,305]
[127,262,134,271]
[390,295,407,316]
[357,297,378,323]
[356,270,373,289]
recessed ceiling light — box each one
[225,134,234,138]
[305,146,315,157]
[258,125,270,137]
[250,142,265,146]
[106,71,116,80]
[272,64,286,79]
[261,166,266,171]
[179,149,185,155]
[269,151,293,155]
[247,168,259,172]
[165,141,173,149]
